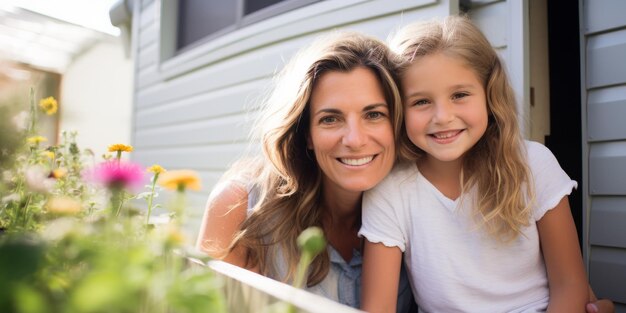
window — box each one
[177,0,320,53]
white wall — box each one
[60,36,133,158]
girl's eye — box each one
[452,92,470,100]
[412,99,429,106]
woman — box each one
[196,31,414,311]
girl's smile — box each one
[402,52,488,168]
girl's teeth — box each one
[433,131,458,139]
[340,156,374,166]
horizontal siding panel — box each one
[136,65,160,90]
[140,0,156,28]
[141,0,154,10]
[138,42,157,70]
[139,21,158,49]
[133,143,251,171]
[586,29,626,88]
[134,114,252,148]
[136,79,266,128]
[158,0,443,80]
[588,85,626,141]
[589,197,626,248]
[137,40,294,108]
[589,141,626,195]
[583,0,626,34]
[468,0,507,48]
[589,246,626,303]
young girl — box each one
[360,15,589,312]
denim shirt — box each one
[309,245,414,313]
[247,184,415,312]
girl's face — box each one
[307,67,395,194]
[402,52,488,167]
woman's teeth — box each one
[340,156,374,166]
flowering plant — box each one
[0,95,226,313]
[0,94,329,313]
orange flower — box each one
[157,170,201,191]
[107,144,133,153]
[45,196,82,214]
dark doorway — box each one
[545,2,583,246]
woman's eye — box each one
[320,116,337,124]
[366,111,384,119]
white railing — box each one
[201,260,364,313]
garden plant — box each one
[0,93,325,313]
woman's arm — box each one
[195,181,258,272]
[361,240,403,313]
[537,196,589,313]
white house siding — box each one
[129,0,532,238]
[583,0,626,310]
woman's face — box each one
[307,67,395,194]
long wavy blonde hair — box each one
[222,32,403,285]
[390,15,534,241]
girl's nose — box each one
[433,101,455,124]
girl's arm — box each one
[537,196,589,312]
[587,285,615,313]
[195,181,259,273]
[361,240,403,313]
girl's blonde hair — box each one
[219,32,402,285]
[390,15,533,241]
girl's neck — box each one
[418,156,463,200]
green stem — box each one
[293,252,312,289]
[145,174,159,226]
[172,187,186,226]
[28,87,36,135]
[19,194,33,229]
[111,189,124,217]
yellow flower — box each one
[147,164,166,174]
[157,170,201,191]
[45,196,82,215]
[27,136,47,144]
[42,151,55,159]
[107,144,133,153]
[165,225,186,246]
[39,97,58,115]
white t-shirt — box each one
[359,141,577,313]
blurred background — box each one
[0,0,132,158]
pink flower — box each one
[85,161,145,191]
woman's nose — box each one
[342,121,367,148]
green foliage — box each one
[0,93,327,313]
[0,95,227,313]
